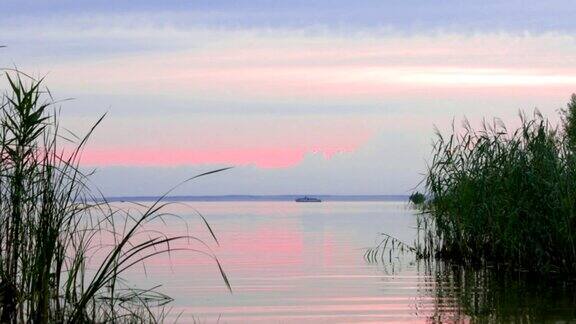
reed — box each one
[0,71,230,323]
[420,101,576,273]
[408,192,425,206]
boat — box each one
[295,196,321,202]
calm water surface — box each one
[121,201,576,323]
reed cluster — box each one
[421,97,576,273]
[0,71,230,323]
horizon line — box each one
[97,194,410,202]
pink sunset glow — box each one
[12,26,575,173]
[53,57,576,102]
[71,114,388,168]
[46,32,576,169]
[49,32,576,102]
[80,147,353,168]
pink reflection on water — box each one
[131,204,306,277]
[88,201,472,322]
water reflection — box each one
[113,201,575,322]
[415,261,576,322]
[375,253,576,322]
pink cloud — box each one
[45,31,576,169]
[70,114,388,168]
[79,147,346,168]
[48,32,576,102]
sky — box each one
[1,1,576,196]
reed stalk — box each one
[419,105,576,273]
[0,71,230,323]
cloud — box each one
[86,127,431,196]
[6,27,573,172]
[8,27,574,103]
[2,1,576,33]
[2,6,576,194]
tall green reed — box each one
[421,106,576,273]
[0,71,230,323]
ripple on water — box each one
[116,201,576,323]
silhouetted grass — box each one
[0,71,231,323]
[419,102,576,273]
[408,192,425,206]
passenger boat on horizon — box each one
[295,196,322,202]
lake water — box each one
[120,200,576,323]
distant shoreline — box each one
[98,195,409,202]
